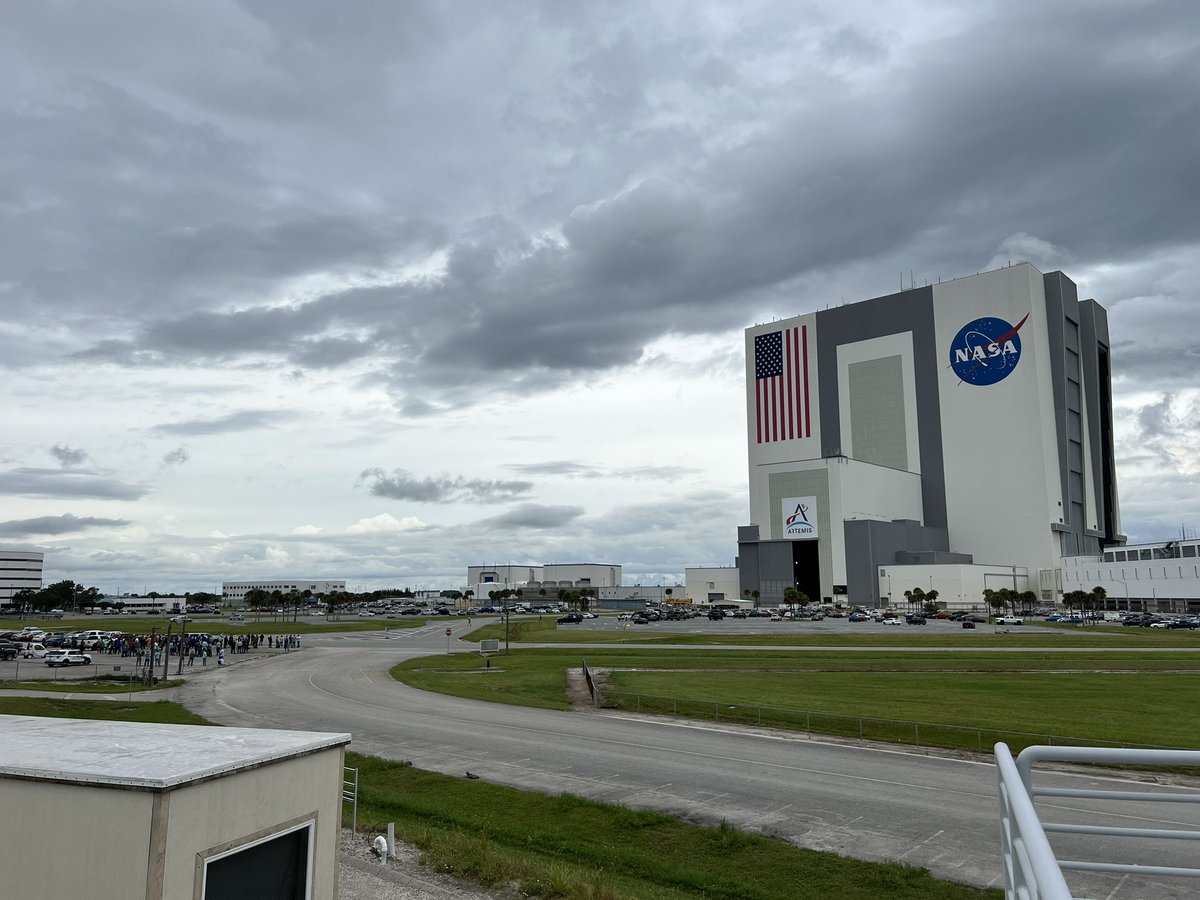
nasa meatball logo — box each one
[949,313,1029,386]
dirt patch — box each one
[565,666,610,710]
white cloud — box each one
[345,513,428,534]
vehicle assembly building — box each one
[739,263,1123,609]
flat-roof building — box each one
[0,715,350,900]
[0,549,44,607]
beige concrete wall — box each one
[0,778,153,900]
[0,744,344,900]
[163,746,345,900]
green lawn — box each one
[0,696,214,725]
[0,677,183,693]
[464,617,1200,648]
[349,752,997,900]
[393,648,1200,750]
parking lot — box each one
[558,611,1069,637]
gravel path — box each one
[338,829,521,900]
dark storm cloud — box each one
[14,1,1191,419]
[358,468,534,503]
[50,445,89,468]
[0,468,147,500]
[481,504,585,530]
[151,410,287,436]
[0,514,130,537]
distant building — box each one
[467,563,622,591]
[1062,536,1200,613]
[222,580,347,605]
[0,550,44,608]
[685,567,742,605]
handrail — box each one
[996,742,1072,899]
[996,742,1200,898]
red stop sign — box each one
[445,628,452,636]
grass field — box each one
[465,616,1200,648]
[0,676,183,693]
[0,696,996,898]
[2,614,424,636]
[0,696,213,724]
[393,647,1200,750]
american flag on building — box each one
[754,325,810,443]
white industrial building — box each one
[0,549,44,607]
[1060,536,1200,613]
[466,563,623,603]
[222,579,347,605]
[0,716,349,900]
[685,567,743,606]
[738,264,1123,609]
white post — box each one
[387,822,396,857]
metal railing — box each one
[581,658,599,708]
[996,742,1200,899]
[343,765,359,833]
[604,690,1166,754]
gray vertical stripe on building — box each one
[815,285,947,529]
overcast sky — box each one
[3,1,1198,593]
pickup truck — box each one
[0,641,20,660]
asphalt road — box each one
[175,622,1200,898]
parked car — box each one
[21,643,48,659]
[961,620,976,629]
[631,615,649,624]
[905,615,926,625]
[0,641,20,660]
[46,650,92,667]
[883,617,904,625]
[707,610,725,620]
[996,615,1024,625]
[556,614,583,625]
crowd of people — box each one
[86,631,302,669]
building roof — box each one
[0,715,350,790]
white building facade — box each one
[222,580,347,605]
[0,550,44,607]
[740,264,1122,608]
[1061,537,1200,614]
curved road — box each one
[177,624,1200,898]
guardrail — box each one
[996,742,1200,899]
[343,765,359,833]
[604,690,1166,754]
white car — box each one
[45,649,92,667]
[358,611,375,617]
[883,617,904,625]
[22,643,48,659]
[996,615,1024,625]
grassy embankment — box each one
[0,696,996,899]
[393,647,1200,751]
[0,676,183,693]
[465,616,1200,648]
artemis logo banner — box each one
[781,496,818,540]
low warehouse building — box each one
[0,716,350,900]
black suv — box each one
[556,613,583,624]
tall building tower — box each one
[739,263,1122,608]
